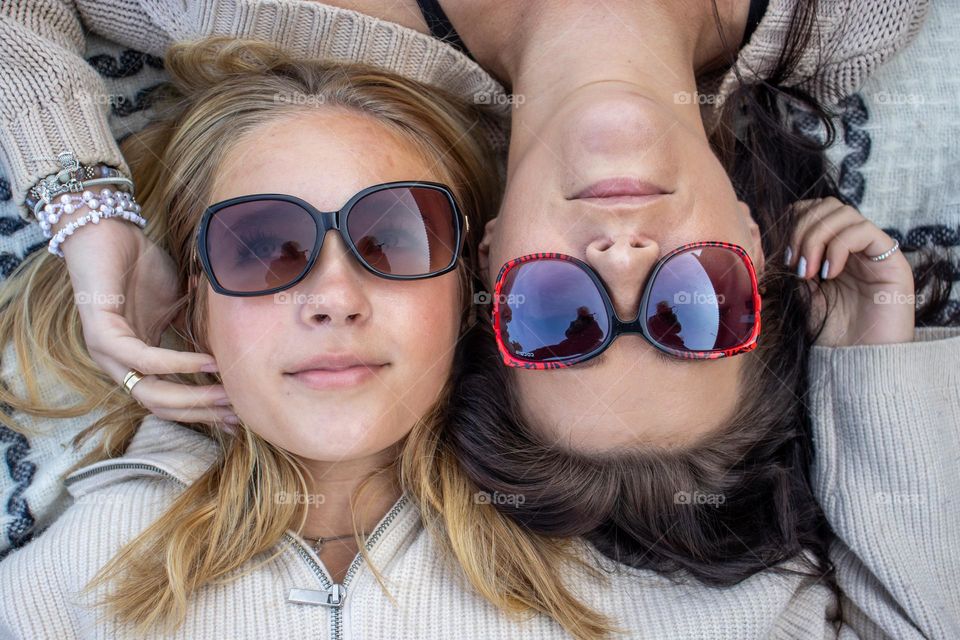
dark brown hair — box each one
[442,0,956,591]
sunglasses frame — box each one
[492,241,762,369]
[197,181,465,297]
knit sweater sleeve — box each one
[0,1,508,223]
[710,0,931,121]
[0,0,134,221]
[808,327,960,639]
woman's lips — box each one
[285,364,387,390]
[572,177,670,204]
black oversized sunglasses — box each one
[196,181,465,296]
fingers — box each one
[786,197,899,280]
[92,332,219,375]
[101,355,238,426]
[127,377,232,414]
[85,328,239,428]
[819,220,891,279]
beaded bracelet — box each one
[22,152,135,223]
[46,188,147,258]
[37,187,143,239]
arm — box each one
[0,0,131,218]
[809,328,960,639]
[787,197,960,637]
[0,0,229,557]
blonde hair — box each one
[0,37,616,638]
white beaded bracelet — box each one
[38,187,143,238]
[47,196,148,258]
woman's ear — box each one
[477,216,498,282]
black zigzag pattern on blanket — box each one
[86,48,164,78]
[111,83,168,118]
[836,94,870,207]
[786,94,871,207]
[0,401,37,560]
[0,177,38,559]
[887,224,960,323]
[87,49,166,118]
[0,178,43,278]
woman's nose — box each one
[585,233,660,322]
[296,230,372,326]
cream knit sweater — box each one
[0,0,931,218]
[0,327,958,639]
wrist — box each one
[47,183,131,235]
[44,187,147,258]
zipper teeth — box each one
[284,533,334,590]
[342,494,409,587]
[333,494,410,638]
[65,462,182,486]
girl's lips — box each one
[285,364,387,390]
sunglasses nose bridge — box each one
[310,209,343,253]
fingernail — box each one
[201,362,219,373]
[224,414,240,425]
[215,396,233,406]
[820,259,830,280]
[784,247,793,265]
[796,256,807,277]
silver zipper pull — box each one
[288,584,345,607]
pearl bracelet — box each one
[38,187,143,238]
[47,189,147,258]
[37,189,140,238]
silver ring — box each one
[868,239,900,262]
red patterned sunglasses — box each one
[492,241,761,369]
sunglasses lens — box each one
[498,259,610,363]
[348,186,458,277]
[644,246,757,353]
[205,199,317,293]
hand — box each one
[786,198,915,347]
[58,203,238,427]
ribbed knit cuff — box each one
[0,96,130,221]
[809,326,960,515]
[809,327,960,400]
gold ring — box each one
[122,369,145,395]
